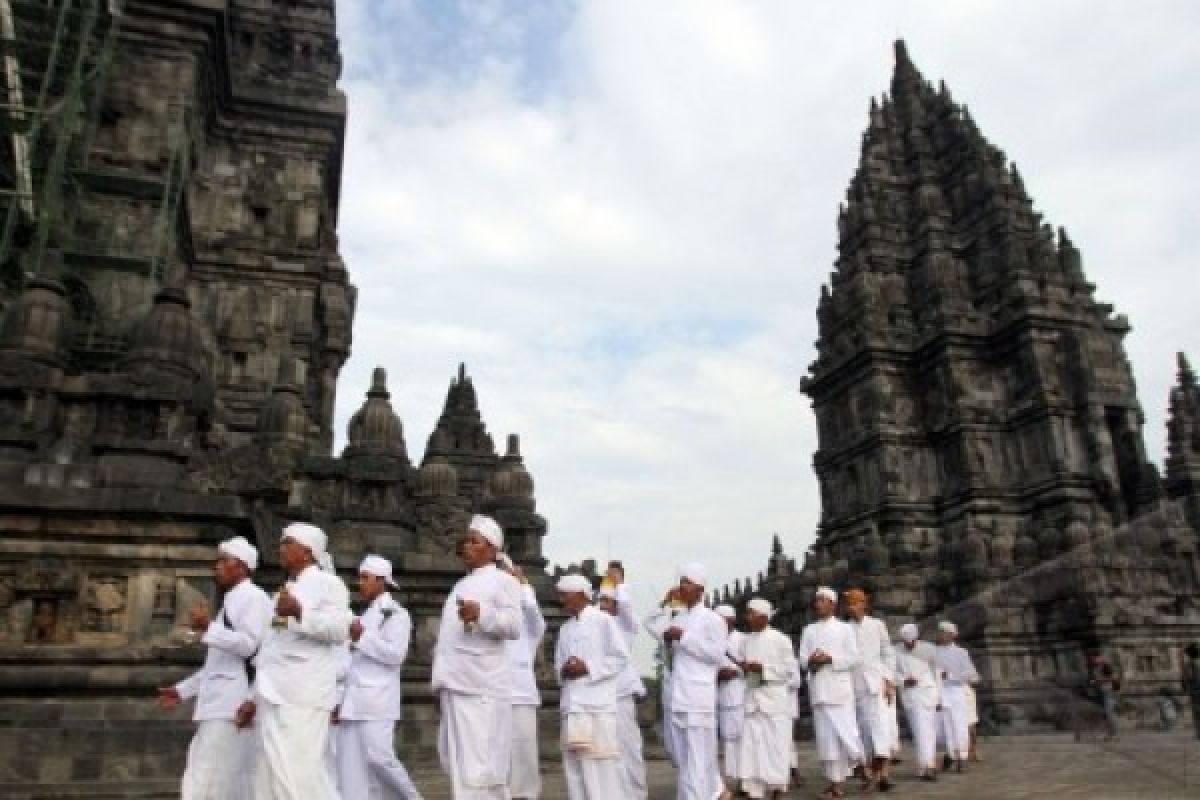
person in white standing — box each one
[934,620,979,773]
[555,574,631,799]
[843,588,897,791]
[643,586,685,767]
[662,563,732,800]
[502,553,546,800]
[737,598,800,800]
[596,564,648,799]
[334,555,424,800]
[797,586,863,800]
[158,536,272,800]
[714,605,746,794]
[431,515,523,800]
[238,522,353,800]
[894,623,941,782]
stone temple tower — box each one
[733,42,1200,730]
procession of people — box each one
[158,514,990,799]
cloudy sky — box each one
[330,1,1200,613]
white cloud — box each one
[332,0,1200,627]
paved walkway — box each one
[407,732,1200,799]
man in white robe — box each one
[738,598,799,800]
[895,624,940,782]
[797,586,863,799]
[554,574,630,799]
[643,587,685,767]
[431,515,523,799]
[662,563,731,800]
[935,620,979,773]
[502,554,546,800]
[334,555,424,800]
[597,566,647,799]
[844,588,896,791]
[714,605,746,793]
[239,522,353,800]
[158,536,272,800]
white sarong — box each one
[669,711,721,800]
[739,713,791,798]
[562,711,622,799]
[509,704,541,798]
[813,703,863,784]
[940,685,970,760]
[335,720,423,800]
[902,702,938,772]
[438,692,512,799]
[182,719,254,800]
[254,702,340,800]
[856,692,896,760]
[617,697,647,800]
[718,706,744,781]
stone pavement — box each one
[405,732,1200,799]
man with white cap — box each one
[500,553,546,800]
[737,598,799,800]
[431,514,523,799]
[895,623,940,781]
[238,522,353,800]
[714,605,746,793]
[935,620,979,773]
[662,562,730,800]
[797,587,863,800]
[596,565,647,799]
[334,555,424,799]
[643,585,686,766]
[843,588,897,791]
[555,573,631,799]
[157,536,272,800]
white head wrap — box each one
[556,574,592,595]
[939,620,958,636]
[715,604,737,620]
[218,536,258,571]
[815,586,838,603]
[469,514,504,549]
[747,597,773,618]
[282,522,335,572]
[596,585,617,600]
[900,623,919,642]
[359,554,398,588]
[679,562,707,586]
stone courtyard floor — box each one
[407,731,1200,799]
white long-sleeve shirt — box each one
[176,578,272,721]
[509,583,546,706]
[850,615,896,697]
[797,616,860,707]
[555,604,630,713]
[717,629,746,712]
[935,643,980,687]
[339,592,412,721]
[432,563,522,698]
[741,626,800,717]
[896,641,941,710]
[612,584,646,699]
[666,604,726,714]
[254,565,353,711]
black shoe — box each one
[878,777,893,792]
[920,771,937,782]
[943,754,953,771]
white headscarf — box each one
[715,604,737,620]
[359,554,398,588]
[815,586,838,604]
[218,536,258,571]
[556,574,592,595]
[596,585,617,600]
[282,522,335,573]
[469,514,504,549]
[939,620,958,636]
[900,623,919,642]
[679,562,707,586]
[747,597,773,618]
